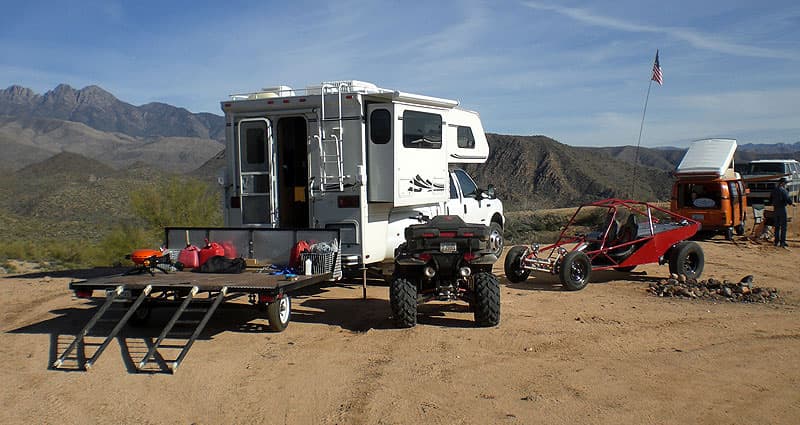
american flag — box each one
[651,50,663,85]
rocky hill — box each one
[464,134,673,210]
[0,84,224,139]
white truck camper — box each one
[220,80,504,270]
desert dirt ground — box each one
[1,235,799,424]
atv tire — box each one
[390,276,418,328]
[473,272,500,327]
[504,246,530,283]
[560,251,591,291]
[668,241,704,279]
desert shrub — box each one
[130,176,222,240]
[90,224,158,266]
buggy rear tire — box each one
[668,241,704,279]
[504,246,530,283]
[266,296,291,332]
[560,251,591,291]
[489,222,504,259]
[390,276,417,328]
[473,272,500,327]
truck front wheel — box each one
[489,222,504,259]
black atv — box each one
[390,215,500,328]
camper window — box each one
[457,126,475,149]
[403,111,442,149]
[369,109,391,144]
[245,128,266,165]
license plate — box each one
[440,242,457,253]
[691,214,704,221]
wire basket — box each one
[300,252,339,276]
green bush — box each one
[130,176,222,239]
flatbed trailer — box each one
[55,269,331,374]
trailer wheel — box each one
[128,301,151,327]
[560,251,591,291]
[390,276,417,328]
[668,241,704,279]
[266,296,291,332]
[504,246,530,283]
[473,272,500,327]
[489,222,504,259]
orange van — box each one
[670,172,747,240]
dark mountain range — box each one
[0,84,224,139]
[463,134,673,210]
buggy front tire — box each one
[559,251,591,291]
[473,272,500,327]
[504,246,530,283]
[266,296,291,332]
[390,276,417,328]
[668,241,704,279]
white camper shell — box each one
[220,81,504,268]
[675,138,738,178]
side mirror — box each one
[486,185,496,198]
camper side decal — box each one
[401,174,446,195]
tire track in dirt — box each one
[321,332,401,425]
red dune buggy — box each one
[504,199,704,290]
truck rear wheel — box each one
[266,296,291,332]
[473,272,500,327]
[560,251,591,291]
[668,241,704,279]
[504,246,530,283]
[390,276,417,328]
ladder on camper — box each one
[315,83,346,192]
[138,286,227,373]
[52,285,227,373]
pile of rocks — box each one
[647,274,780,303]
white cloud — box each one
[522,1,795,59]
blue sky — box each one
[1,0,798,147]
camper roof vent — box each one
[246,86,295,99]
[309,80,384,95]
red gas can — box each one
[178,245,200,269]
[199,241,225,266]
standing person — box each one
[771,177,794,248]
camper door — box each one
[237,118,278,226]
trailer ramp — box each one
[53,283,229,373]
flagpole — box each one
[630,49,661,198]
[630,79,653,197]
